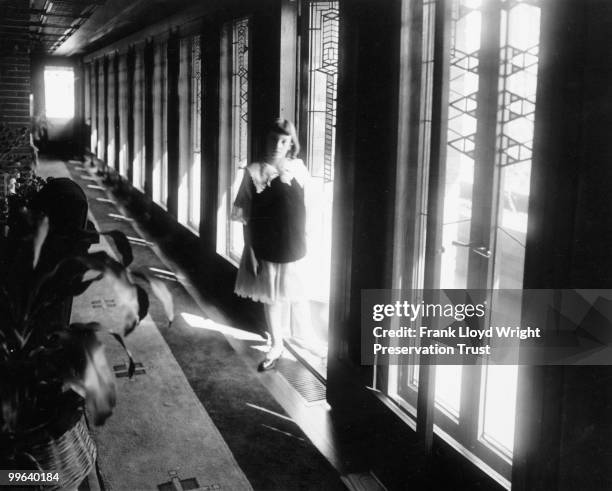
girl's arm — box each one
[231,168,253,224]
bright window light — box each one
[44,66,75,119]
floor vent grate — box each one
[113,362,146,378]
[276,358,326,403]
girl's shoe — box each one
[258,348,283,372]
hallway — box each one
[38,157,344,490]
[5,0,612,489]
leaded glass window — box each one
[97,59,105,161]
[118,54,129,177]
[229,17,250,260]
[178,35,202,232]
[84,64,91,143]
[305,2,338,184]
[189,36,202,230]
[152,40,168,208]
[90,62,97,154]
[132,46,145,191]
[106,55,116,169]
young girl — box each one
[232,119,309,371]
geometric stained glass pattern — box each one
[232,17,249,168]
[192,36,202,155]
[189,35,202,230]
[446,0,481,161]
[307,2,339,183]
[229,17,250,259]
[498,42,539,166]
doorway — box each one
[287,0,340,379]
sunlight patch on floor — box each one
[180,312,263,342]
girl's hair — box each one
[269,118,300,158]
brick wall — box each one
[0,0,34,167]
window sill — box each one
[217,251,240,269]
[433,425,511,491]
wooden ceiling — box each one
[54,0,202,56]
[0,0,219,57]
[1,0,105,54]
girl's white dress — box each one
[232,158,309,304]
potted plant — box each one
[0,178,172,489]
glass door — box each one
[287,0,340,378]
[390,0,542,480]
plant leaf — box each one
[32,215,49,269]
[131,271,174,322]
[101,231,133,267]
[107,269,140,336]
[135,284,149,322]
[62,328,116,426]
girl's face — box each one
[266,132,292,161]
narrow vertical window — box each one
[118,54,129,177]
[84,64,91,145]
[90,63,98,155]
[305,2,339,184]
[97,59,105,161]
[161,41,168,207]
[132,47,145,191]
[229,17,250,258]
[190,36,202,231]
[178,35,202,233]
[178,38,191,225]
[106,55,116,169]
[217,18,250,261]
[153,41,168,208]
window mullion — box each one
[460,0,502,449]
[297,1,310,161]
[417,0,453,452]
[467,0,502,291]
[459,364,483,450]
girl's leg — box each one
[264,300,285,356]
[289,300,311,343]
[259,301,285,371]
[290,301,326,358]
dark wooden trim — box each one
[513,1,586,490]
[113,52,120,170]
[127,46,135,183]
[460,0,502,452]
[327,0,356,369]
[143,39,154,198]
[166,30,180,218]
[201,21,221,253]
[103,55,109,164]
[297,0,310,161]
[251,10,278,160]
[92,60,96,154]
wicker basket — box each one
[27,414,97,490]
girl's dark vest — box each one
[249,176,306,263]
